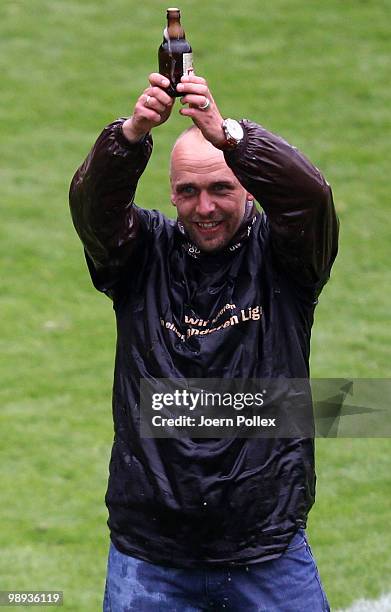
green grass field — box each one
[1,0,390,609]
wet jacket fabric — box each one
[69,118,339,567]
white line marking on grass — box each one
[336,592,391,612]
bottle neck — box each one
[166,12,184,39]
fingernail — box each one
[176,83,184,91]
[161,79,169,86]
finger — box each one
[148,73,171,89]
[176,82,208,96]
[180,94,211,108]
[180,74,207,85]
[149,86,175,107]
[179,107,199,118]
[135,97,163,122]
[138,107,163,123]
[143,94,167,114]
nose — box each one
[195,190,216,217]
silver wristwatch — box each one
[221,118,244,149]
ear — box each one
[246,191,254,203]
[170,176,177,207]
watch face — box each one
[225,119,244,141]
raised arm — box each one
[177,74,339,293]
[224,121,339,291]
[69,73,175,295]
[69,121,152,272]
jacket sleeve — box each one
[69,118,153,296]
[224,120,339,295]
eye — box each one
[212,183,231,193]
[178,185,197,196]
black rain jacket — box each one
[69,118,339,567]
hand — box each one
[122,73,175,143]
[177,74,226,149]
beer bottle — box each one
[158,8,193,97]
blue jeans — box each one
[103,530,330,611]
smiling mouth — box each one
[194,221,222,231]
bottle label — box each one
[183,52,193,75]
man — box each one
[70,72,338,611]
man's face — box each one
[170,133,250,253]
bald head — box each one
[170,126,225,178]
[170,126,251,253]
[172,124,206,148]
